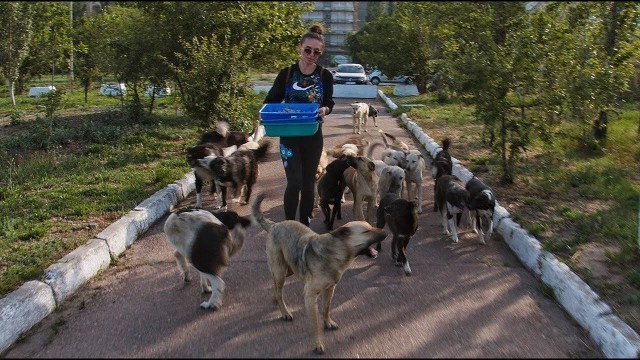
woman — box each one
[263,24,335,227]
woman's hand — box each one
[318,106,329,117]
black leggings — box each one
[279,127,323,226]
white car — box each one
[99,83,126,96]
[144,85,171,98]
[368,69,415,85]
[331,63,368,85]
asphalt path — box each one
[3,98,601,358]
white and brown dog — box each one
[164,208,251,310]
[466,176,496,245]
[351,102,370,134]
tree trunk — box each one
[593,110,608,140]
[8,79,16,107]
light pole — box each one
[69,1,74,81]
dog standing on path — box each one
[435,174,469,243]
[164,208,251,310]
[466,176,496,245]
[375,193,419,276]
[343,155,379,223]
[251,193,387,355]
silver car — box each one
[332,63,368,85]
[368,69,415,85]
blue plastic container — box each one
[259,103,319,121]
[261,120,319,137]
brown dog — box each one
[343,155,379,223]
[251,193,387,355]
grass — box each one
[386,88,640,332]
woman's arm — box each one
[263,67,288,104]
[321,68,335,115]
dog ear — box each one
[367,161,375,171]
[330,226,350,239]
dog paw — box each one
[200,301,220,310]
[281,314,293,321]
[313,345,326,355]
[324,320,339,331]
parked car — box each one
[331,63,368,85]
[99,83,126,96]
[368,69,415,85]
[28,86,56,97]
[144,85,171,98]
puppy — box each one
[343,155,379,223]
[163,208,251,310]
[198,142,270,210]
[375,193,419,276]
[200,120,256,148]
[186,142,238,208]
[435,174,469,243]
[328,134,372,158]
[374,160,405,205]
[351,102,370,134]
[466,176,496,245]
[404,149,426,214]
[431,138,452,212]
[251,193,387,355]
[368,104,379,127]
[317,156,352,230]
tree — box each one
[73,15,104,103]
[0,2,34,106]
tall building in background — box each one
[301,1,361,66]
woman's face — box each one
[299,38,323,66]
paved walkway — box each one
[3,98,601,358]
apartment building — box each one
[301,1,363,66]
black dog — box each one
[198,142,270,210]
[317,156,352,230]
[435,174,469,243]
[466,176,495,245]
[431,137,452,212]
[375,193,418,276]
[186,142,234,208]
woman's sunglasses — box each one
[303,47,322,56]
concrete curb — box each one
[380,90,640,358]
[0,129,257,356]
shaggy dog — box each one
[351,102,370,134]
[251,193,387,355]
[435,174,469,243]
[466,176,496,245]
[375,193,419,276]
[431,138,452,212]
[197,142,270,210]
[317,156,352,230]
[404,150,426,214]
[343,155,379,223]
[163,208,251,310]
[186,142,238,208]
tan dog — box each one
[251,193,387,355]
[343,155,379,223]
[313,149,330,211]
[351,102,370,134]
[404,150,426,214]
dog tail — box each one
[252,141,271,162]
[251,192,274,233]
[366,140,385,159]
[442,137,451,152]
[215,120,229,137]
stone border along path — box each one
[1,90,639,358]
